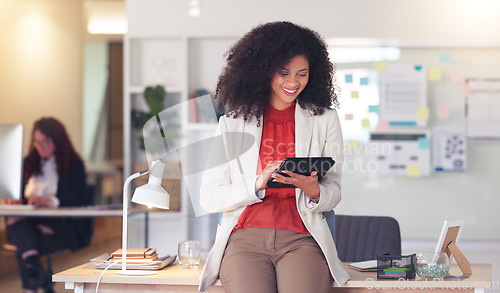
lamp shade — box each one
[131,183,170,210]
[116,159,169,276]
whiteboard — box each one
[334,47,500,240]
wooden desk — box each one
[53,263,492,293]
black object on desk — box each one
[377,253,416,279]
[267,157,335,188]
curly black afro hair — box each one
[215,21,337,125]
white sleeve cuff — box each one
[47,195,60,208]
[305,196,318,208]
[256,189,265,199]
[254,175,265,199]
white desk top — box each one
[0,205,148,217]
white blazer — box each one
[198,104,350,292]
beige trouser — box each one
[219,227,333,293]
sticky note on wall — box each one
[449,70,462,83]
[428,68,442,81]
[460,84,471,96]
[368,105,379,113]
[439,52,451,63]
[377,120,390,132]
[416,107,429,120]
[351,91,359,99]
[418,137,430,149]
[347,140,359,149]
[345,74,353,83]
[373,61,386,72]
[437,105,450,119]
[361,119,370,128]
[360,77,369,85]
[407,165,421,178]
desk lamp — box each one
[116,160,169,276]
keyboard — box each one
[0,204,38,210]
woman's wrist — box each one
[309,196,319,203]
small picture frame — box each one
[434,218,465,262]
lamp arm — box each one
[121,170,149,272]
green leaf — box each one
[131,110,152,129]
[145,85,165,115]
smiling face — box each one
[269,55,309,110]
[33,130,56,159]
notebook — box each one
[348,260,378,272]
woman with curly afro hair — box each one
[199,21,349,293]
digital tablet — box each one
[267,157,335,188]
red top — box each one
[233,102,309,234]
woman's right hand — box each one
[255,160,282,191]
[27,196,48,206]
[4,199,23,205]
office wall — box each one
[127,0,500,45]
[0,0,84,155]
[335,48,500,241]
[127,0,500,240]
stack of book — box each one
[110,248,158,262]
[91,252,176,270]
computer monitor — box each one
[0,124,23,201]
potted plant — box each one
[131,85,179,151]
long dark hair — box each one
[215,21,337,125]
[24,117,82,178]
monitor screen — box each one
[0,124,23,201]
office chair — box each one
[332,214,402,262]
[34,184,95,293]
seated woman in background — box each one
[5,117,93,293]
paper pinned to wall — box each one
[465,79,500,139]
[433,127,467,172]
[379,63,427,126]
[367,130,431,177]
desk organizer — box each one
[377,253,416,279]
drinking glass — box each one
[178,240,200,269]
